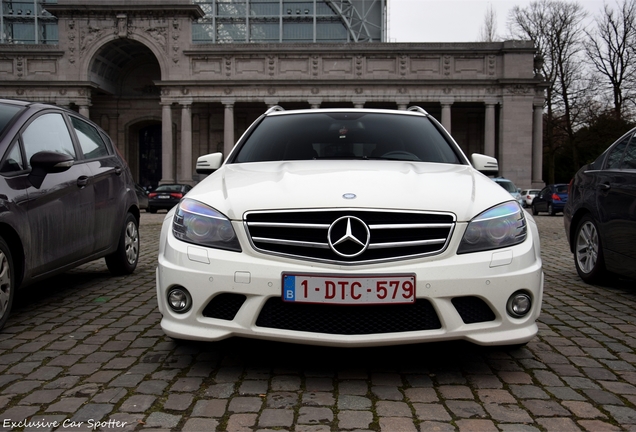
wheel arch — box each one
[0,223,25,288]
[568,208,593,253]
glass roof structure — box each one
[0,0,385,45]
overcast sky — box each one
[388,0,607,43]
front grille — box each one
[245,209,455,264]
[452,297,496,324]
[255,297,442,334]
[202,293,247,320]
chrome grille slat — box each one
[245,209,455,264]
[248,222,330,229]
[368,238,447,249]
[251,237,330,249]
[369,223,454,230]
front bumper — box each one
[156,213,543,347]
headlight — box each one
[172,198,241,252]
[457,202,527,254]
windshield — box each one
[233,112,463,164]
[0,103,24,136]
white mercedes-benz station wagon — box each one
[156,107,543,347]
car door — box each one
[597,133,636,268]
[535,187,548,212]
[69,115,127,253]
[21,111,95,277]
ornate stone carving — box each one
[443,56,451,76]
[16,57,23,78]
[146,27,167,50]
[117,14,128,38]
[488,55,496,76]
[506,85,531,95]
[171,19,180,64]
[80,25,104,59]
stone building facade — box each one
[0,1,546,189]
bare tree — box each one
[508,0,588,184]
[479,4,498,42]
[585,0,636,120]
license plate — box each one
[158,195,170,199]
[282,273,415,305]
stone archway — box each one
[87,39,163,182]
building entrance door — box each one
[139,124,162,191]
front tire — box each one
[0,237,15,331]
[532,204,539,215]
[548,203,555,216]
[574,215,607,284]
[105,213,140,275]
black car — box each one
[564,127,636,283]
[532,183,568,216]
[0,99,141,330]
[147,184,192,213]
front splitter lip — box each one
[159,313,539,348]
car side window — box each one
[605,134,631,169]
[22,113,76,167]
[0,142,25,173]
[621,140,636,169]
[70,116,110,160]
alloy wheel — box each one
[124,220,140,265]
[575,220,599,275]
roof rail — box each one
[407,106,429,115]
[265,105,285,114]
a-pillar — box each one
[161,102,175,184]
[440,99,453,134]
[484,101,497,157]
[223,100,235,157]
[532,101,544,187]
[180,102,193,185]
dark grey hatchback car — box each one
[0,99,140,330]
[564,127,636,284]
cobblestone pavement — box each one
[2,212,636,432]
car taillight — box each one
[568,179,573,195]
[170,193,184,199]
[551,193,561,201]
[148,192,157,198]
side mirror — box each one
[28,151,74,189]
[196,152,223,175]
[471,153,499,175]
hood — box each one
[186,160,515,222]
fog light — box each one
[507,291,532,318]
[167,287,192,313]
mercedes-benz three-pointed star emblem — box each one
[327,216,370,258]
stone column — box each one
[484,102,496,157]
[440,100,453,133]
[78,104,90,118]
[308,98,321,109]
[223,101,235,157]
[180,102,193,185]
[533,101,544,185]
[161,102,175,184]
